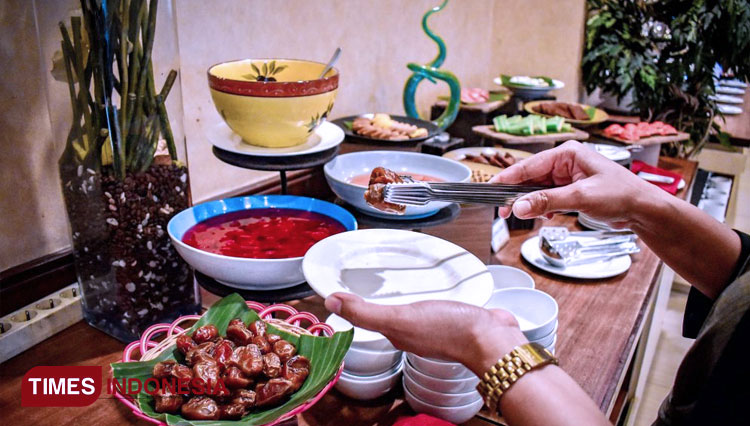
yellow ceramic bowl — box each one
[208,59,339,148]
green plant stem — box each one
[119,0,130,143]
[152,68,178,160]
[130,0,159,149]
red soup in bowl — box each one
[182,208,346,259]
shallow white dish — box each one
[324,150,472,219]
[344,345,403,376]
[207,121,344,157]
[335,359,404,400]
[521,235,632,279]
[484,288,558,341]
[406,353,472,380]
[583,142,631,163]
[326,313,396,352]
[404,357,479,394]
[718,104,743,115]
[404,381,484,424]
[403,368,481,407]
[493,76,565,100]
[716,85,746,95]
[710,94,744,104]
[304,229,494,306]
[487,265,535,290]
[528,322,557,347]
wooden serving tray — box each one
[590,128,690,146]
[472,124,589,145]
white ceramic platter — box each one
[520,235,632,279]
[207,121,344,157]
[303,229,494,306]
[718,104,743,115]
[716,85,746,95]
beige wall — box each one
[0,0,586,271]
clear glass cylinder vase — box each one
[34,0,200,342]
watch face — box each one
[514,342,556,367]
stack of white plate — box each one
[327,314,404,400]
[403,353,484,424]
[578,213,621,232]
[484,288,559,354]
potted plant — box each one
[45,0,200,341]
[582,0,750,157]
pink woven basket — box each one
[114,300,342,425]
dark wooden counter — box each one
[0,158,697,426]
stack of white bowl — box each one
[484,287,558,354]
[327,314,404,400]
[403,353,483,424]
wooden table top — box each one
[0,158,697,425]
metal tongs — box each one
[539,227,640,267]
[383,181,550,207]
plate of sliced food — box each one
[595,121,689,145]
[524,100,608,125]
[331,113,439,145]
[493,74,564,99]
[443,147,531,182]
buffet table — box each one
[0,157,697,426]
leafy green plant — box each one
[57,0,178,178]
[582,0,750,157]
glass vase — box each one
[34,0,200,342]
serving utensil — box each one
[637,171,675,184]
[539,235,640,267]
[383,181,549,207]
[538,226,635,242]
[318,47,342,79]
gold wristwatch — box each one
[476,342,558,412]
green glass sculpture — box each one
[403,0,461,131]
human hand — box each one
[491,140,657,227]
[324,292,527,375]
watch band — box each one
[476,342,558,412]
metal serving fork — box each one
[383,181,550,207]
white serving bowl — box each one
[326,313,397,352]
[167,195,356,290]
[335,359,404,400]
[403,367,481,407]
[324,151,472,219]
[483,288,558,341]
[404,381,484,424]
[406,353,473,380]
[486,265,535,290]
[344,345,403,376]
[404,357,479,394]
[528,321,557,347]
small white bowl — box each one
[326,314,397,352]
[527,321,557,347]
[403,367,481,407]
[404,357,479,394]
[324,150,472,219]
[404,381,484,424]
[344,345,403,376]
[406,353,473,380]
[484,288,558,341]
[486,265,535,290]
[335,359,404,401]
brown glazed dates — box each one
[273,339,297,362]
[226,319,254,345]
[181,396,220,420]
[255,378,294,407]
[152,317,310,418]
[193,324,219,344]
[262,353,281,378]
[154,388,184,413]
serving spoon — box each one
[318,47,342,79]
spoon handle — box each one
[318,47,342,79]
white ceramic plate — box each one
[716,85,746,95]
[718,104,743,115]
[583,142,631,162]
[520,235,632,279]
[303,229,494,306]
[492,77,564,91]
[207,121,344,157]
[710,94,744,104]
